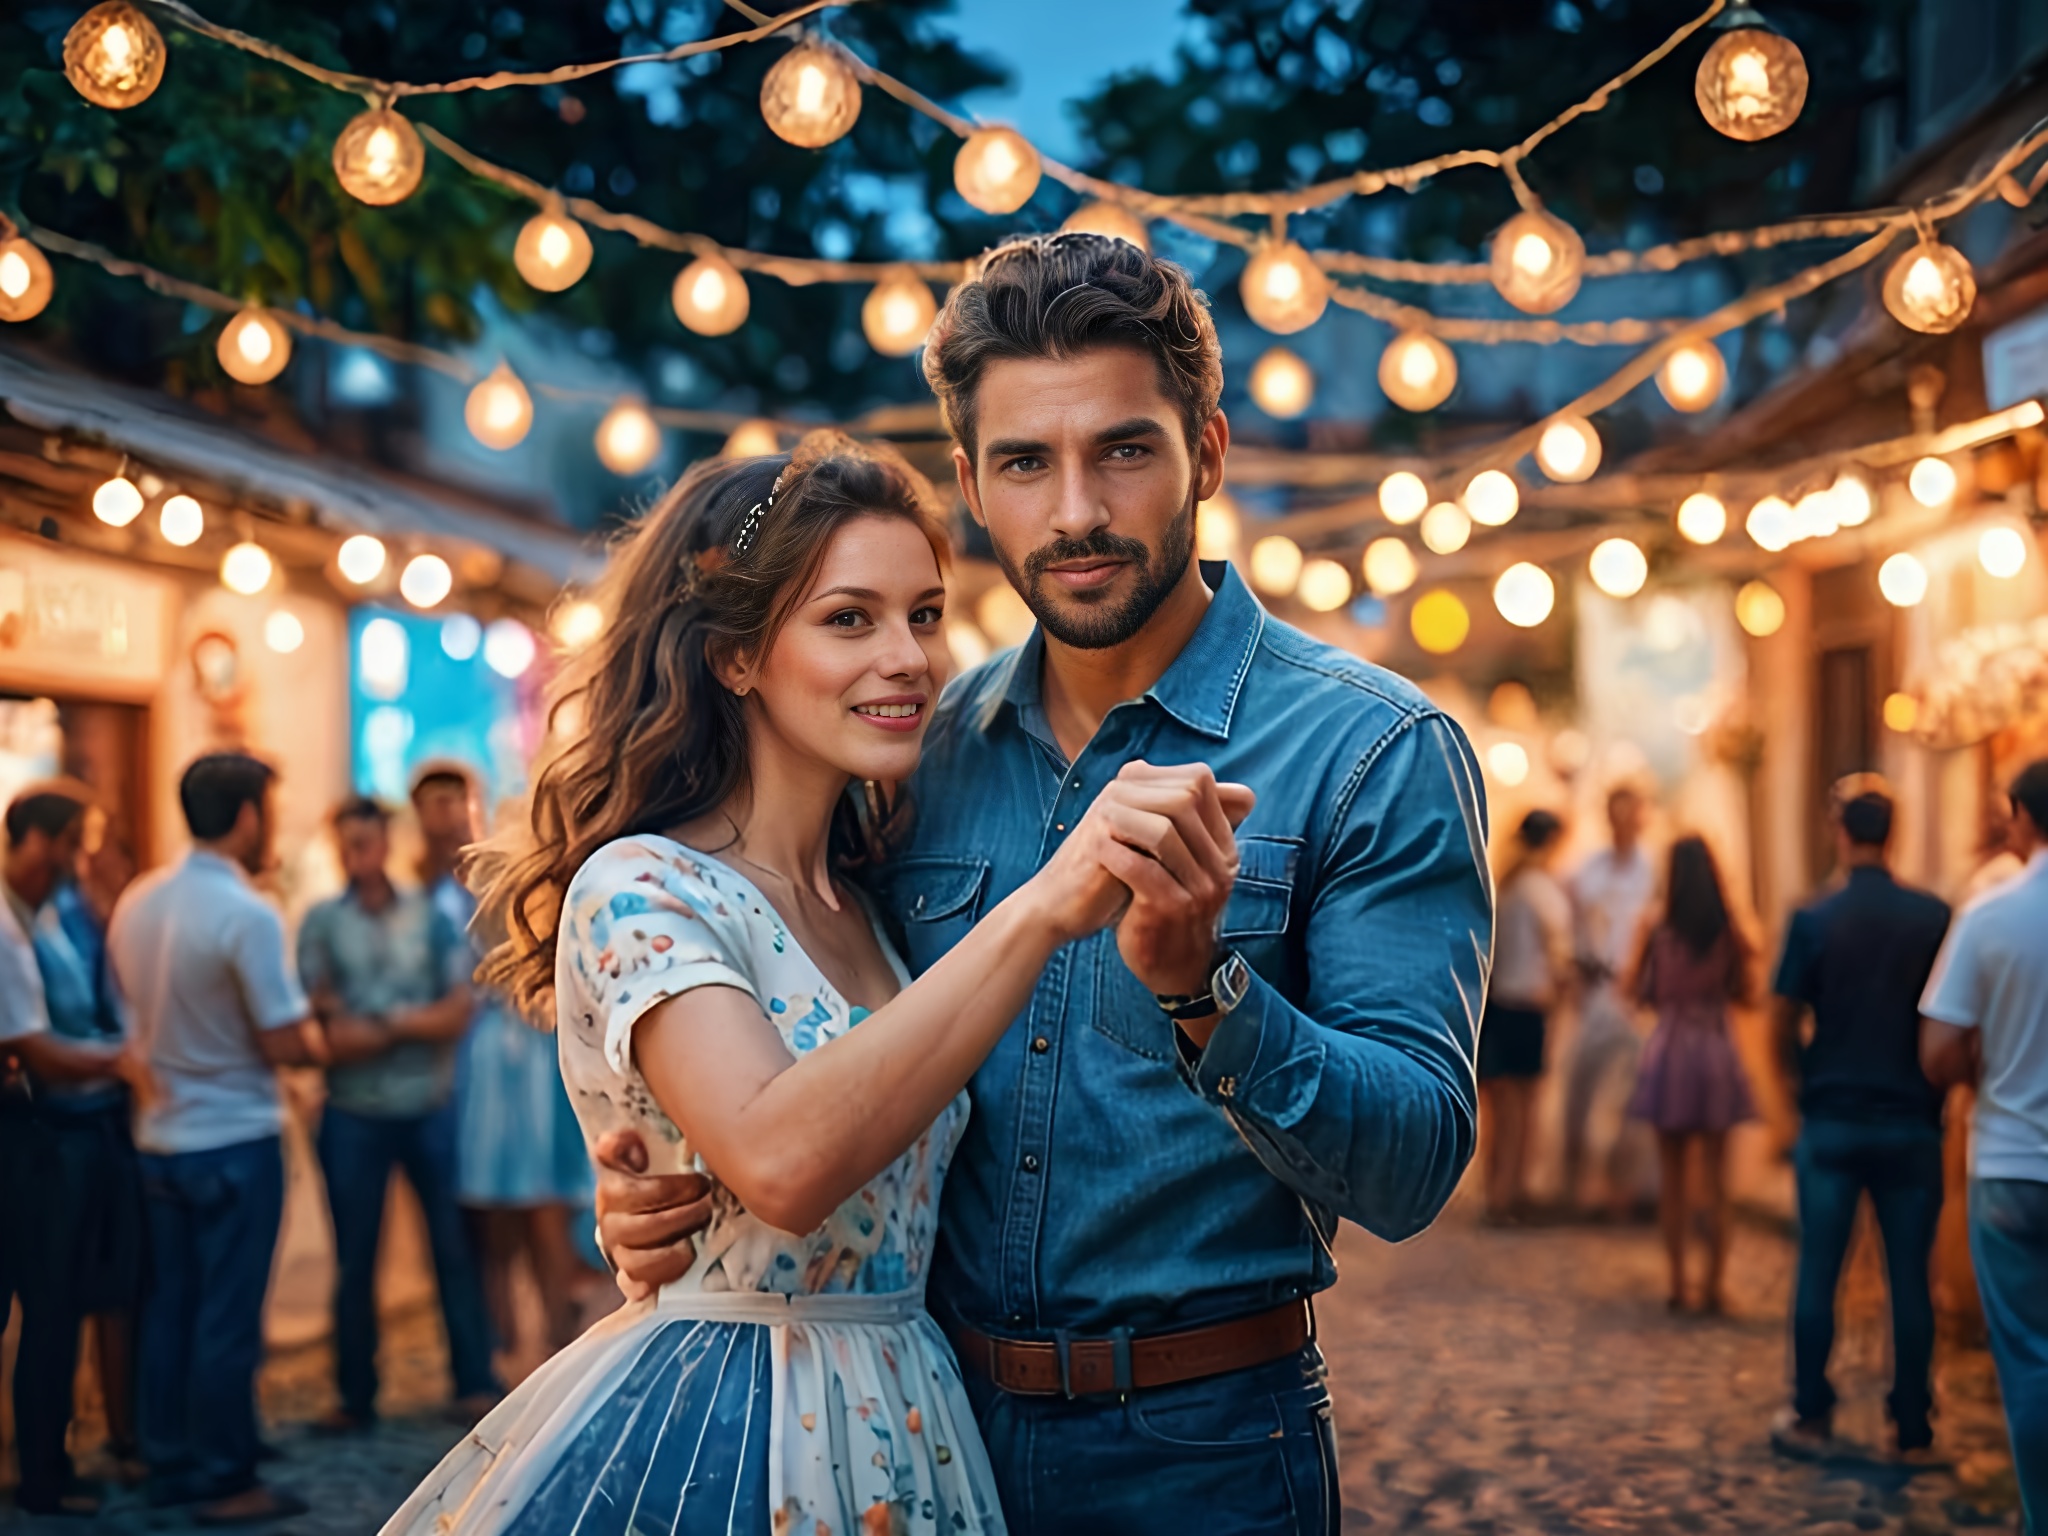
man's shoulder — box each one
[1249,613,1441,741]
[928,648,1018,736]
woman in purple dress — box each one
[1625,836,1756,1313]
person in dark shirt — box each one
[1769,776,1951,1459]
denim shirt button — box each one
[1021,1154,1040,1172]
[1031,1036,1049,1053]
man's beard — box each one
[998,500,1196,651]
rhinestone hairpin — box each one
[730,469,787,559]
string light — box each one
[92,475,143,527]
[1735,579,1785,637]
[1410,590,1470,654]
[1249,347,1314,418]
[483,617,537,678]
[1196,494,1240,560]
[465,362,533,450]
[337,534,388,585]
[595,398,661,474]
[1656,341,1726,412]
[1882,238,1976,334]
[1878,552,1928,607]
[1241,240,1328,334]
[1882,692,1919,733]
[1676,492,1727,544]
[551,599,606,650]
[1746,494,1793,552]
[954,127,1040,215]
[1493,563,1556,628]
[1297,558,1353,612]
[62,2,166,110]
[861,270,936,356]
[1695,8,1809,142]
[1378,470,1429,525]
[158,493,203,546]
[400,553,454,609]
[216,308,291,385]
[1908,456,1957,507]
[1979,525,2029,578]
[1249,535,1304,596]
[1376,331,1456,412]
[220,541,273,595]
[1831,473,1873,527]
[672,253,750,335]
[441,613,481,660]
[1486,741,1531,787]
[1461,470,1520,528]
[759,39,861,148]
[513,209,593,292]
[1364,537,1418,596]
[724,419,780,458]
[1420,501,1472,555]
[1489,208,1585,314]
[263,609,305,654]
[1535,415,1601,482]
[1588,537,1648,598]
[0,238,55,323]
[332,107,426,206]
[1789,487,1837,541]
[1060,201,1150,251]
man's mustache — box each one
[1021,530,1153,582]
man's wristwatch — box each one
[1154,951,1251,1023]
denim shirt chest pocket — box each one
[880,855,992,976]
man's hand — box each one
[593,1128,715,1301]
[322,1016,392,1065]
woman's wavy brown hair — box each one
[473,429,949,1023]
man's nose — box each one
[1048,455,1111,541]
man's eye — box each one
[1002,455,1045,474]
[1106,443,1149,462]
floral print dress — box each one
[382,837,1003,1536]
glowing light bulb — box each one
[333,108,426,206]
[1196,494,1240,561]
[1493,562,1555,628]
[1588,537,1648,598]
[0,239,54,323]
[862,270,937,357]
[1248,347,1314,418]
[551,599,606,650]
[1241,241,1328,334]
[1746,494,1793,552]
[1979,525,2028,578]
[1831,474,1873,528]
[759,41,861,148]
[337,534,388,585]
[1489,209,1584,313]
[514,211,593,292]
[1375,330,1456,412]
[92,475,143,527]
[595,399,661,475]
[1487,741,1531,787]
[672,254,750,336]
[1878,552,1928,607]
[483,617,537,678]
[1882,692,1919,734]
[1420,502,1471,555]
[1696,24,1809,141]
[1378,470,1429,525]
[1535,415,1601,482]
[1060,201,1150,251]
[220,541,273,595]
[1364,538,1419,596]
[1249,535,1304,596]
[1410,590,1470,654]
[1735,579,1785,637]
[400,553,453,609]
[1883,240,1976,334]
[1677,492,1728,544]
[954,127,1041,214]
[441,613,481,661]
[1297,558,1353,612]
[158,493,203,547]
[1462,470,1519,528]
[263,609,304,654]
[465,362,533,450]
[723,419,780,459]
[1908,456,1957,508]
[1791,488,1840,542]
[359,616,409,699]
[1656,341,1727,412]
[62,3,166,109]
[217,308,291,385]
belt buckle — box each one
[1050,1327,1133,1400]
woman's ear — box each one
[708,638,755,698]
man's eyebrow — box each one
[983,436,1049,459]
[1093,417,1169,446]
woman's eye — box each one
[826,609,870,628]
[911,606,943,626]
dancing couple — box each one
[386,233,1492,1536]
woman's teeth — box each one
[854,703,920,718]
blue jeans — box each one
[1970,1177,2048,1534]
[317,1101,498,1418]
[1791,1118,1944,1439]
[962,1344,1338,1535]
[137,1135,284,1500]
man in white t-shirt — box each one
[1921,758,2048,1529]
[106,753,325,1525]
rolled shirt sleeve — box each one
[1920,907,1985,1030]
[237,902,311,1032]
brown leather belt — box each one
[946,1301,1311,1398]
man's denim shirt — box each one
[868,561,1491,1340]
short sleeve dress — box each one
[382,836,1005,1536]
[1625,927,1756,1134]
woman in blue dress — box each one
[384,433,1239,1536]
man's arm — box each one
[238,903,325,1068]
[1920,1017,1980,1089]
[9,1028,121,1083]
[1918,906,1982,1091]
[386,904,474,1044]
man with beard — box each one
[591,232,1491,1534]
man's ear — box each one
[952,444,987,529]
[1195,410,1230,504]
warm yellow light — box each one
[1656,341,1727,412]
[1489,209,1585,314]
[92,475,143,528]
[337,534,387,585]
[954,127,1041,215]
[1249,535,1305,595]
[1831,474,1873,528]
[465,362,533,451]
[1249,346,1314,418]
[595,398,661,475]
[1735,579,1786,637]
[723,419,781,459]
[1882,692,1920,734]
[1377,331,1456,412]
[216,308,291,385]
[1060,201,1150,251]
[1378,470,1429,525]
[1462,470,1520,528]
[672,254,750,336]
[1241,240,1329,335]
[1791,487,1840,542]
[1979,525,2029,578]
[551,599,606,650]
[1410,589,1470,654]
[862,270,937,357]
[1696,26,1808,141]
[976,584,1036,647]
[220,541,273,596]
[1589,537,1649,598]
[1493,562,1555,628]
[332,108,426,206]
[1420,502,1472,556]
[1746,494,1793,552]
[158,493,203,547]
[1878,552,1928,607]
[1195,494,1240,561]
[1535,415,1601,482]
[1486,740,1531,787]
[1297,558,1353,612]
[1882,240,1976,335]
[400,553,454,609]
[1363,537,1418,596]
[263,609,305,655]
[1676,492,1728,544]
[759,40,861,148]
[1908,456,1957,507]
[0,239,55,323]
[63,3,166,110]
[514,211,593,292]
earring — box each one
[734,684,750,697]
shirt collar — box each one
[184,849,250,885]
[976,561,1263,742]
[1847,863,1894,885]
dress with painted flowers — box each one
[381,835,1003,1536]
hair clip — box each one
[730,469,789,560]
